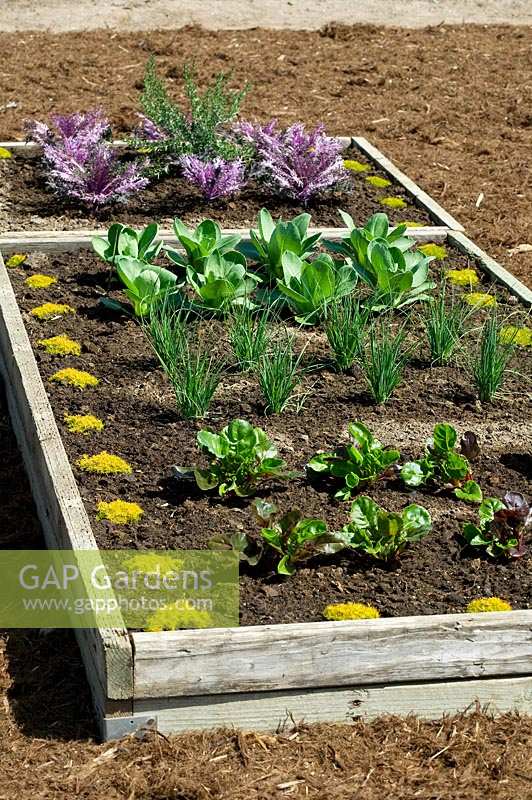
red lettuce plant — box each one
[27,110,148,208]
[236,120,347,202]
[179,155,246,200]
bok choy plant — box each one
[327,212,435,310]
[92,222,163,267]
[239,208,321,280]
[110,257,179,317]
[276,252,358,324]
[165,218,241,272]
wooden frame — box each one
[0,229,530,740]
[0,135,464,235]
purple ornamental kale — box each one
[236,120,347,203]
[180,155,245,200]
[26,110,148,208]
[134,113,167,142]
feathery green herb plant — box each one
[324,295,369,372]
[471,313,514,403]
[360,318,409,404]
[257,331,306,414]
[229,305,271,371]
[423,284,470,366]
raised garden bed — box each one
[0,224,531,739]
[0,137,462,234]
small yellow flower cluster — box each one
[145,605,212,632]
[50,368,99,389]
[380,196,406,209]
[6,253,27,268]
[77,451,132,474]
[64,413,104,434]
[123,553,183,576]
[343,159,370,172]
[446,268,479,287]
[0,147,12,159]
[418,243,447,260]
[30,302,75,320]
[366,175,391,188]
[323,602,380,621]
[25,274,58,289]
[466,597,512,613]
[400,220,424,228]
[463,292,497,308]
[38,334,81,356]
[499,326,532,347]
[97,499,144,525]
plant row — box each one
[171,418,530,573]
[26,59,408,210]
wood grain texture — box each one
[0,253,133,711]
[132,612,532,699]
[132,676,532,734]
[0,226,448,254]
[352,136,464,231]
[448,231,532,306]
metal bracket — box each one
[101,714,158,741]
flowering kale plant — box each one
[28,110,148,208]
[180,155,245,200]
[236,120,347,202]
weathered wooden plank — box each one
[132,612,532,699]
[131,676,532,734]
[0,226,448,254]
[0,253,133,713]
[448,231,532,306]
[0,137,352,154]
[352,136,464,231]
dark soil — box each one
[0,147,433,232]
[0,25,530,287]
[7,247,532,624]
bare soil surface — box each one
[0,148,432,232]
[7,247,532,623]
[2,0,532,32]
[0,26,530,286]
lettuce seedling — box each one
[308,421,400,501]
[341,495,432,560]
[276,252,358,324]
[208,532,262,566]
[255,500,349,575]
[186,250,260,313]
[327,212,434,310]
[462,492,530,558]
[401,424,481,502]
[239,208,322,280]
[173,418,299,497]
[166,217,242,273]
[92,222,163,267]
[112,256,179,317]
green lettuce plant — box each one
[307,421,400,501]
[276,252,358,324]
[400,423,481,502]
[92,222,163,267]
[166,217,241,273]
[173,419,298,497]
[255,500,349,575]
[462,492,530,558]
[341,495,432,560]
[208,532,262,566]
[239,208,322,280]
[327,212,434,310]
